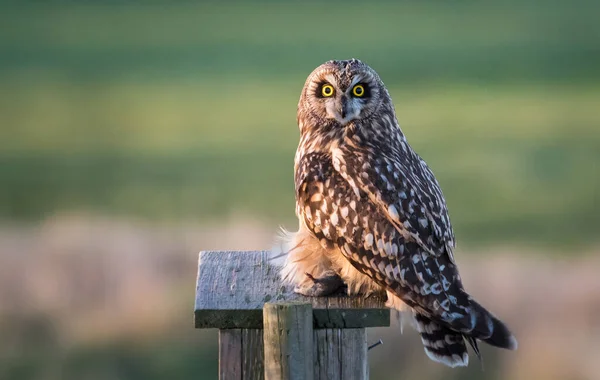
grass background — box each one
[1,1,599,247]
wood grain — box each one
[219,329,241,380]
[263,302,314,380]
[219,329,264,380]
[313,329,368,380]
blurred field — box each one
[1,216,599,380]
[0,1,599,379]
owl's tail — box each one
[462,298,518,351]
[414,298,517,367]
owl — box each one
[278,59,517,367]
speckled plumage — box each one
[278,59,517,367]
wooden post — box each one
[313,328,368,379]
[195,251,390,380]
[219,329,263,380]
[263,302,313,380]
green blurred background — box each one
[1,1,599,379]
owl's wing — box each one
[296,151,468,323]
[331,144,456,259]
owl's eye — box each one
[352,84,365,97]
[321,84,335,97]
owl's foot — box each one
[294,271,345,297]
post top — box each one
[195,250,390,329]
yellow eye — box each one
[321,84,335,97]
[352,84,365,97]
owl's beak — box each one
[336,97,359,125]
[339,97,348,119]
[326,96,357,125]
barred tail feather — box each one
[414,313,469,368]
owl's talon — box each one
[295,271,345,297]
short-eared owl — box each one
[278,59,517,367]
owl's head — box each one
[298,59,391,130]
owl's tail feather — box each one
[466,299,518,351]
[414,313,469,368]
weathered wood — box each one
[263,302,314,380]
[219,329,264,380]
[241,329,264,379]
[219,330,242,379]
[195,251,390,329]
[313,329,368,380]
